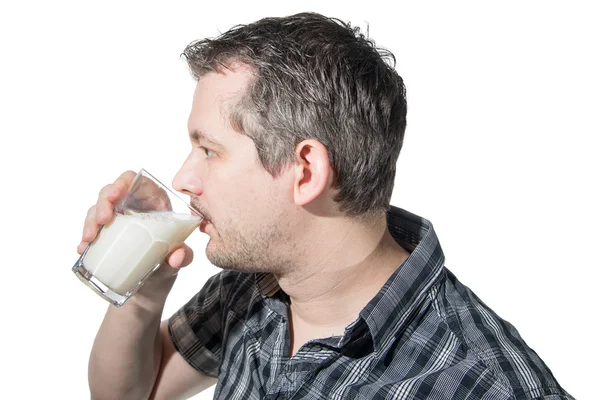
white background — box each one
[1,1,597,399]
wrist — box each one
[124,273,177,315]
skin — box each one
[81,65,410,399]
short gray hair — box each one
[182,12,407,216]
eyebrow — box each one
[189,129,225,150]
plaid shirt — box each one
[168,206,573,399]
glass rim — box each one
[136,168,203,219]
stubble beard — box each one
[205,219,291,274]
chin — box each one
[205,243,231,268]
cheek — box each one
[206,173,257,219]
[227,164,261,195]
[210,155,283,218]
[232,177,272,218]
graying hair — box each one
[182,12,407,216]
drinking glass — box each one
[73,169,202,306]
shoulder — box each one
[429,269,573,399]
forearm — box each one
[89,277,176,399]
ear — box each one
[293,139,333,207]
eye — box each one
[201,147,214,158]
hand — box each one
[77,170,194,277]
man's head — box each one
[173,13,407,272]
[182,12,407,216]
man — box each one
[79,12,573,399]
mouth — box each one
[199,218,211,233]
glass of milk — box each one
[72,169,203,307]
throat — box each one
[287,307,347,358]
[284,242,410,358]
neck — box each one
[276,212,410,334]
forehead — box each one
[188,67,252,125]
[187,68,254,150]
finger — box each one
[82,206,100,242]
[167,244,194,269]
[77,241,91,254]
[97,184,117,203]
[78,171,137,255]
[112,170,136,199]
[96,170,135,210]
[95,198,115,225]
[96,184,122,223]
[99,170,137,208]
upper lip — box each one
[190,201,207,218]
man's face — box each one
[173,68,295,273]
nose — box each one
[173,153,204,196]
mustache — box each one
[190,199,211,222]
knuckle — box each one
[98,201,113,218]
[99,184,113,196]
[85,208,97,225]
[116,170,136,185]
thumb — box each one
[166,244,194,269]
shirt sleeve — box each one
[168,271,226,378]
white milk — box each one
[84,211,201,294]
